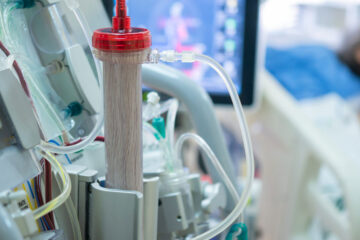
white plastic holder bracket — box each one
[89,178,144,240]
[12,209,38,238]
[89,176,160,240]
[0,190,38,238]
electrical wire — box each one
[65,138,82,146]
[34,176,53,230]
[21,184,41,232]
[34,175,55,230]
[28,179,46,231]
[39,215,46,231]
[32,151,71,220]
[44,159,55,225]
[94,136,105,142]
[48,139,72,164]
[21,184,35,210]
[26,181,35,200]
[63,136,105,147]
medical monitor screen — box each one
[105,0,259,105]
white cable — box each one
[160,50,255,239]
[39,2,104,154]
[175,133,240,203]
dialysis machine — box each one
[0,0,259,239]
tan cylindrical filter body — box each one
[95,49,149,192]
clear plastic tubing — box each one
[62,183,82,240]
[39,1,104,154]
[165,99,179,149]
[25,68,67,132]
[2,3,67,133]
[159,51,255,240]
[143,121,161,139]
[192,53,254,240]
[33,151,71,220]
[175,133,240,203]
[38,151,81,240]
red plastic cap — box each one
[92,27,151,52]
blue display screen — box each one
[122,0,245,94]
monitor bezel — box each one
[211,0,259,106]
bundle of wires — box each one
[0,3,99,238]
[32,151,71,224]
[48,139,72,164]
[34,173,55,230]
[1,34,56,231]
[25,180,49,231]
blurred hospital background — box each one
[240,0,360,239]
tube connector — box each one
[159,50,195,63]
[112,0,131,31]
[145,49,160,64]
[112,16,131,32]
[147,91,160,106]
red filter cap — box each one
[92,27,151,52]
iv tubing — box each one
[25,69,67,132]
[33,151,71,220]
[39,1,104,154]
[175,133,240,204]
[144,122,175,171]
[165,99,179,149]
[0,3,17,49]
[192,53,254,240]
[54,173,82,240]
[160,51,255,239]
[143,121,161,138]
[1,4,68,132]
